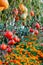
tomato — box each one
[6,47,11,53]
[19,3,25,12]
[4,30,13,40]
[13,8,18,15]
[30,11,34,16]
[8,40,16,45]
[17,37,20,42]
[35,22,40,29]
[0,0,9,11]
[10,60,13,62]
[34,30,39,35]
[40,43,43,46]
[13,36,20,42]
[15,16,19,21]
[6,62,9,65]
[1,43,7,50]
[13,60,16,64]
[30,28,34,33]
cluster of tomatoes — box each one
[12,7,35,22]
[12,8,20,21]
[29,22,40,35]
[0,30,20,52]
[12,3,28,21]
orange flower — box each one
[39,54,43,58]
[0,60,2,65]
[35,50,43,58]
[27,52,31,56]
[27,42,33,45]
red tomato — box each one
[6,62,9,65]
[10,60,13,62]
[6,47,11,53]
[15,16,19,21]
[13,8,18,15]
[13,60,16,64]
[4,30,13,40]
[34,30,39,35]
[13,36,20,42]
[8,40,16,45]
[35,22,40,29]
[30,11,34,16]
[30,28,34,33]
[1,43,7,50]
[40,43,43,46]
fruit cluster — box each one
[0,30,20,53]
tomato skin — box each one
[30,11,34,16]
[13,8,18,15]
[19,3,25,12]
[6,62,9,65]
[1,43,7,50]
[15,16,19,21]
[40,43,43,46]
[10,60,13,62]
[13,36,20,42]
[4,30,13,40]
[30,28,34,33]
[6,47,11,53]
[8,40,16,45]
[34,30,39,35]
[13,60,16,64]
[35,22,40,29]
[17,38,20,42]
[0,0,9,11]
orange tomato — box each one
[0,7,4,11]
[30,11,34,16]
[10,60,13,62]
[0,0,9,11]
[19,3,25,12]
[13,60,17,64]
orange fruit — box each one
[0,7,4,11]
[19,3,25,12]
[0,0,9,11]
[30,11,34,16]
